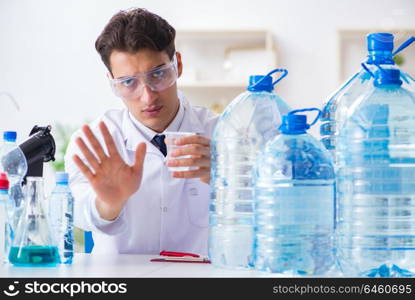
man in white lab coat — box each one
[64,8,218,255]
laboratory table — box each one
[0,254,284,278]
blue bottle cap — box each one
[279,114,309,134]
[247,75,273,92]
[374,69,402,87]
[55,172,69,184]
[3,131,17,142]
[367,33,394,52]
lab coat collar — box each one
[127,112,156,142]
[122,91,205,154]
[174,91,205,135]
[164,95,185,133]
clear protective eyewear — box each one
[109,54,178,99]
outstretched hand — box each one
[73,121,146,220]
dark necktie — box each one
[151,134,167,156]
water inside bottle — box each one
[336,70,415,277]
[209,74,290,269]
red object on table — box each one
[150,250,211,263]
[159,250,200,257]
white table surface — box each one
[0,254,283,278]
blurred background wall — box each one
[0,0,414,144]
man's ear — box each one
[176,52,183,78]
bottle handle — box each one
[361,63,375,78]
[289,107,322,127]
[362,62,410,84]
[393,36,415,56]
[361,36,414,83]
[248,68,288,90]
[268,68,288,86]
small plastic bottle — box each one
[49,172,74,264]
[0,172,10,263]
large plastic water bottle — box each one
[336,67,415,277]
[320,33,414,159]
[209,68,290,269]
[0,131,27,242]
[254,108,335,275]
[49,172,74,264]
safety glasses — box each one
[109,55,178,99]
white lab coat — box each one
[64,93,218,255]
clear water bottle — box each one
[49,172,74,264]
[209,68,290,269]
[0,131,27,248]
[0,172,10,263]
[336,67,415,277]
[320,33,415,160]
[254,108,335,275]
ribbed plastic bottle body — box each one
[321,66,414,163]
[0,141,27,246]
[336,86,415,277]
[320,71,368,154]
[49,183,74,264]
[209,91,289,269]
[254,133,335,275]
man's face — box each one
[109,49,183,133]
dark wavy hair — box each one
[95,8,176,73]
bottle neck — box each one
[366,50,394,65]
[281,131,308,135]
[375,83,401,89]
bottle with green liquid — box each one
[9,177,60,266]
